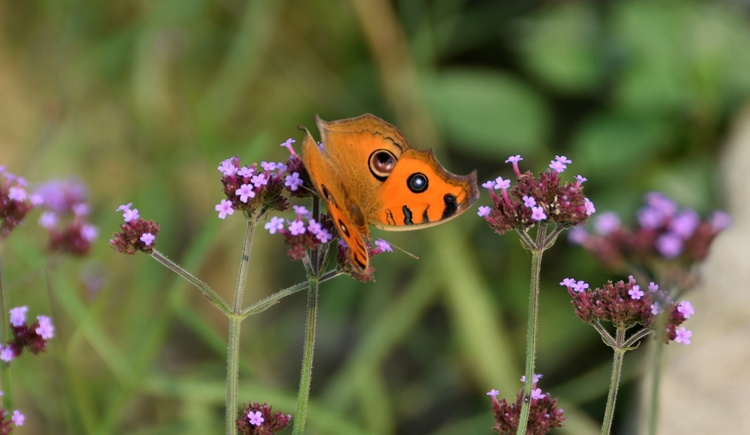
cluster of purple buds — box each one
[335,238,393,282]
[236,401,291,435]
[109,203,160,255]
[478,155,594,235]
[34,179,99,256]
[215,139,313,220]
[264,205,335,261]
[0,168,43,240]
[562,276,693,344]
[0,406,25,434]
[0,306,55,363]
[487,374,564,435]
[569,192,730,270]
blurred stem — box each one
[645,319,667,435]
[0,252,11,409]
[601,326,627,435]
[516,223,547,435]
[293,274,319,435]
[226,218,257,435]
[150,249,231,315]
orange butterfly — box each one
[301,114,478,273]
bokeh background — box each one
[0,0,746,434]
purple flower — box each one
[215,199,234,220]
[651,303,662,315]
[117,203,140,223]
[494,177,511,190]
[522,195,537,208]
[36,315,55,339]
[248,410,264,426]
[555,155,572,165]
[34,178,88,213]
[575,175,587,186]
[375,239,393,252]
[628,285,644,300]
[72,203,89,216]
[677,301,694,319]
[521,373,543,384]
[656,233,683,258]
[593,212,620,236]
[0,346,14,362]
[238,166,255,178]
[669,209,700,239]
[645,192,677,217]
[637,207,664,228]
[584,198,595,216]
[531,388,545,400]
[560,278,576,287]
[648,282,659,292]
[9,306,28,327]
[261,161,277,172]
[218,158,238,176]
[29,193,44,205]
[307,219,322,235]
[8,186,27,202]
[481,180,496,189]
[531,206,547,221]
[288,220,306,236]
[674,327,692,345]
[265,216,285,234]
[285,172,304,191]
[235,184,256,203]
[477,206,491,217]
[251,173,268,188]
[81,224,99,242]
[293,205,309,217]
[140,232,156,246]
[280,138,297,156]
[11,410,24,426]
[549,157,568,173]
[505,155,523,164]
[38,212,58,229]
[567,226,589,245]
[487,389,500,397]
[709,211,731,231]
[315,228,332,243]
[572,280,589,293]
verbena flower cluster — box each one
[236,401,291,435]
[334,238,393,282]
[569,192,729,270]
[264,205,335,260]
[487,374,564,435]
[0,168,43,240]
[215,139,312,220]
[562,276,693,344]
[35,179,99,256]
[0,306,55,362]
[109,203,160,255]
[478,156,594,234]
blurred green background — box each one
[0,0,742,434]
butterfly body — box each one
[302,114,478,273]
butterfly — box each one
[301,113,478,273]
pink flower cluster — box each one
[236,401,291,435]
[569,192,729,270]
[0,407,25,434]
[264,205,335,261]
[479,155,593,235]
[109,203,160,255]
[34,179,99,256]
[562,276,693,344]
[0,167,43,240]
[487,374,564,435]
[0,306,55,363]
[215,139,313,220]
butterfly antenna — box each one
[388,242,419,260]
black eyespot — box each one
[407,173,428,193]
[369,150,397,180]
[338,220,350,237]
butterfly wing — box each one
[301,129,371,273]
[369,148,479,230]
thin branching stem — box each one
[292,274,319,435]
[0,252,11,409]
[516,223,547,435]
[601,326,627,435]
[240,269,343,319]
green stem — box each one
[240,269,342,319]
[292,275,319,435]
[150,249,231,315]
[0,252,11,409]
[646,325,665,435]
[601,327,626,435]
[516,223,547,435]
[225,219,257,435]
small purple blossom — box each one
[482,180,496,189]
[521,374,543,384]
[36,315,55,339]
[72,203,89,216]
[215,200,235,220]
[307,219,322,235]
[9,306,28,327]
[11,410,24,426]
[674,327,692,345]
[677,301,694,319]
[81,224,99,242]
[531,206,547,221]
[477,206,491,217]
[531,388,544,400]
[568,226,589,245]
[572,280,589,293]
[293,205,309,217]
[670,209,700,239]
[8,186,27,202]
[315,228,332,243]
[555,156,572,165]
[280,138,297,156]
[648,282,659,293]
[251,174,268,188]
[656,233,683,258]
[560,278,576,287]
[29,193,44,205]
[522,196,537,208]
[637,207,664,228]
[375,239,393,252]
[593,212,620,236]
[288,220,306,236]
[505,155,523,164]
[238,166,255,178]
[38,212,58,229]
[236,184,256,203]
[628,285,644,300]
[494,177,511,190]
[584,198,595,216]
[575,175,587,186]
[118,203,140,223]
[549,160,567,173]
[0,346,14,362]
[646,192,677,216]
[248,410,264,426]
[651,303,662,315]
[218,159,238,176]
[261,161,277,172]
[140,232,156,246]
[265,216,285,234]
[487,389,500,397]
[285,172,304,191]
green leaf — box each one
[423,69,550,158]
